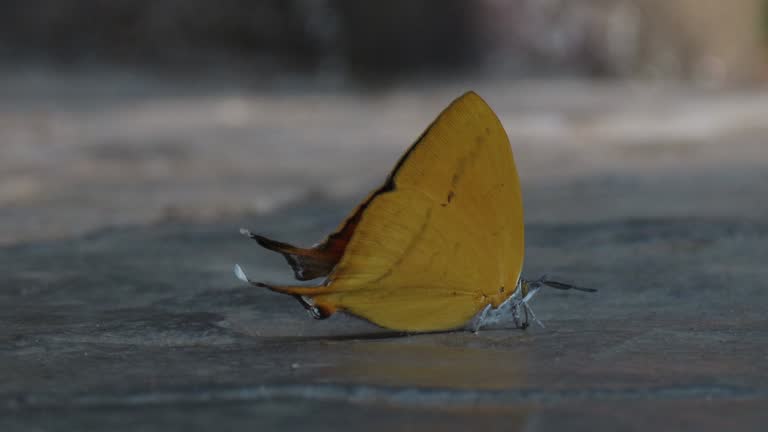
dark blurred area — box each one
[1,0,768,245]
[0,0,481,82]
[1,0,766,83]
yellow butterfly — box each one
[235,91,594,332]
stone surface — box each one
[2,198,768,431]
[1,79,768,430]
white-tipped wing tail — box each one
[234,264,250,283]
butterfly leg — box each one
[510,300,525,329]
[471,304,493,334]
[518,274,596,329]
[294,295,327,320]
[518,279,545,329]
[491,279,538,330]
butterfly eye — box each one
[520,280,530,297]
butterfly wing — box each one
[312,92,525,331]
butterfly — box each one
[235,91,594,333]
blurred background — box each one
[2,0,768,244]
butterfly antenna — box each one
[520,283,545,328]
[524,302,545,329]
[536,275,597,293]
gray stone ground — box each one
[1,76,768,430]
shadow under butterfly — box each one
[235,91,595,333]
